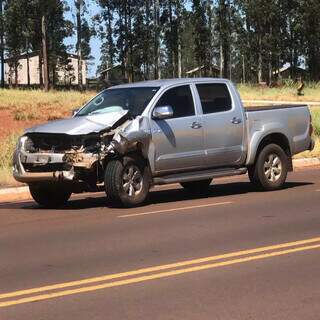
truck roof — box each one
[110,78,230,89]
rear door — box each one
[150,85,205,174]
[195,83,245,167]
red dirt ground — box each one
[0,110,48,139]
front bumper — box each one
[13,150,75,183]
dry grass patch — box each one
[0,89,95,111]
[238,83,320,103]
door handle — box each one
[231,117,242,124]
[191,122,202,129]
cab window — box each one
[156,85,195,118]
[196,84,232,114]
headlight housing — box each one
[16,136,34,152]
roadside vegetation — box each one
[238,82,320,104]
[0,89,95,122]
[0,88,319,188]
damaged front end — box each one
[13,115,152,191]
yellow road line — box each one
[118,201,232,218]
[1,236,320,301]
[1,242,320,308]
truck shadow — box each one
[145,181,314,206]
[0,181,313,210]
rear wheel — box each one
[249,143,288,190]
[180,179,212,193]
[104,157,150,207]
[29,182,72,208]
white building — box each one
[4,52,86,86]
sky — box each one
[65,0,102,78]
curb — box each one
[0,186,29,196]
[293,157,320,168]
[0,158,319,203]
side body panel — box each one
[148,84,206,175]
[192,82,247,167]
[245,106,311,166]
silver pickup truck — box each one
[13,78,314,207]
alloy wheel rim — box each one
[122,165,143,197]
[264,153,282,183]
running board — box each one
[153,167,247,185]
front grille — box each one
[24,163,70,172]
[27,133,84,153]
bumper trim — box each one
[13,151,75,183]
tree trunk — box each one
[39,50,43,87]
[153,0,161,79]
[168,0,175,77]
[76,0,83,89]
[14,62,18,86]
[176,1,182,78]
[41,15,49,91]
[258,33,263,83]
[219,42,224,78]
[26,39,30,86]
[0,0,4,88]
[177,41,182,78]
[242,54,245,83]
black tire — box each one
[29,182,72,208]
[180,179,212,193]
[250,143,288,191]
[104,156,150,207]
[248,166,259,185]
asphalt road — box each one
[0,167,320,320]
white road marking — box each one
[118,201,232,218]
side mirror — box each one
[72,108,80,116]
[152,105,174,120]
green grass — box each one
[0,132,22,187]
[0,89,96,121]
[238,83,320,103]
[312,108,320,136]
[0,89,95,111]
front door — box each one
[195,83,245,167]
[150,85,205,174]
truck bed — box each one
[245,105,307,112]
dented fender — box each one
[107,116,151,157]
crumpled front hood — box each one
[25,110,129,135]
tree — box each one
[0,0,5,88]
[300,0,320,81]
[192,0,211,75]
[75,0,92,88]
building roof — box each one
[273,65,306,75]
[100,64,121,74]
[186,65,220,75]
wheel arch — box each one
[248,133,293,171]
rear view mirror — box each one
[152,105,174,120]
[72,108,79,116]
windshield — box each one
[77,87,160,117]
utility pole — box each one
[0,0,5,88]
[76,0,83,90]
[41,14,49,91]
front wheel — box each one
[250,143,288,191]
[104,157,150,207]
[29,182,72,208]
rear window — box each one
[196,84,232,114]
